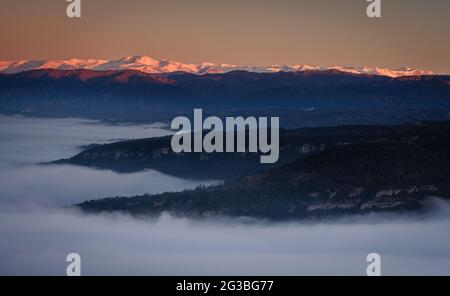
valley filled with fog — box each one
[1,115,450,275]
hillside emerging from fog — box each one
[74,121,450,220]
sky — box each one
[0,0,449,73]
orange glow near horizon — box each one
[0,0,449,74]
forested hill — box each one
[75,121,450,220]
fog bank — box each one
[1,203,450,276]
[0,115,449,276]
[0,115,216,209]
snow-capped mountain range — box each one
[0,55,434,78]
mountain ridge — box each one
[75,121,450,220]
[0,55,435,78]
[1,68,449,126]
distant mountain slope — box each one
[0,55,435,77]
[55,122,450,180]
[1,69,449,126]
[76,121,450,220]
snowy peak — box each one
[0,56,434,78]
[329,66,434,78]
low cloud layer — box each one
[1,204,450,276]
[0,164,218,209]
[0,115,213,209]
[0,115,172,168]
[0,115,449,275]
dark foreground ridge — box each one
[55,122,450,180]
[74,121,450,220]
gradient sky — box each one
[1,0,449,73]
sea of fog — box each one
[0,115,450,275]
